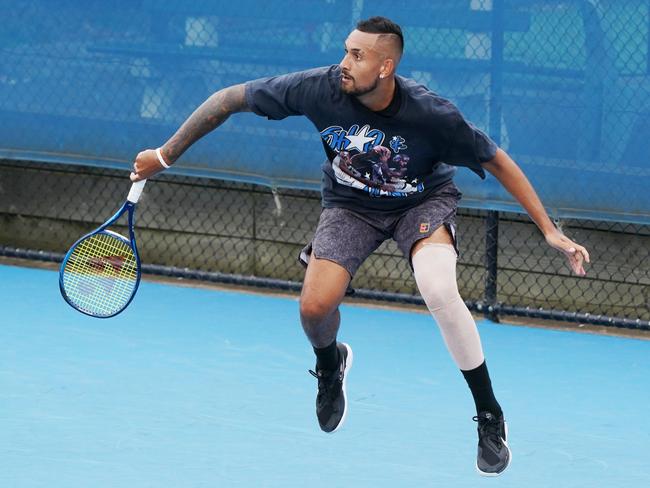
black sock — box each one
[313,340,339,371]
[461,361,503,417]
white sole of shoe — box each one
[329,342,353,434]
[476,421,511,477]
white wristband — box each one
[156,147,170,169]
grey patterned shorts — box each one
[299,182,461,277]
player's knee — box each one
[299,297,334,325]
[413,263,460,310]
[412,243,460,311]
[417,277,460,311]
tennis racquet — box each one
[59,179,147,318]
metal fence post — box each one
[485,210,500,322]
[482,0,504,322]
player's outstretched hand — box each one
[545,229,590,276]
[130,148,169,182]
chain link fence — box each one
[1,160,648,328]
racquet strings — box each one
[61,232,138,316]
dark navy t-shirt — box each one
[245,65,497,212]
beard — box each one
[341,75,381,97]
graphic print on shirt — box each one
[320,124,423,198]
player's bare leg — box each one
[300,256,349,347]
[300,257,354,433]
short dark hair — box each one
[356,16,404,54]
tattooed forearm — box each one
[162,84,250,163]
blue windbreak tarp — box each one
[1,0,648,223]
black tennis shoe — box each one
[308,342,353,433]
[473,411,511,476]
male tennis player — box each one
[130,16,590,476]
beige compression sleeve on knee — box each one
[412,243,485,371]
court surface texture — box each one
[2,264,649,487]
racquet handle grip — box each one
[127,179,147,203]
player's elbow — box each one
[221,84,252,114]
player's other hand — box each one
[545,229,590,276]
[130,148,169,182]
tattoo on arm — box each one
[162,84,250,163]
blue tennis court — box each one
[1,263,649,488]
